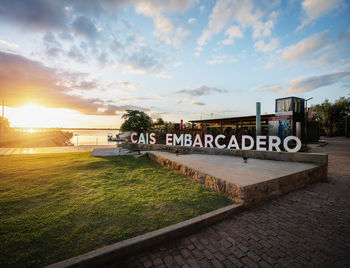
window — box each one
[276,98,292,112]
[294,99,301,112]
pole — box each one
[256,102,261,136]
[1,100,4,140]
[305,97,313,144]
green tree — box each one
[312,97,350,136]
[120,110,153,133]
[153,118,165,126]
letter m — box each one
[173,134,184,146]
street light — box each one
[305,97,313,144]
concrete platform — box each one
[144,148,327,206]
[148,151,318,187]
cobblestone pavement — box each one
[115,137,350,268]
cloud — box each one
[42,32,64,58]
[173,27,191,49]
[205,55,238,65]
[173,62,183,67]
[108,81,138,92]
[155,71,172,79]
[197,0,272,46]
[221,25,243,45]
[71,16,99,40]
[135,2,174,36]
[133,1,196,48]
[0,39,19,48]
[0,51,147,115]
[282,31,330,62]
[297,0,344,31]
[121,49,165,74]
[108,33,168,75]
[100,104,150,115]
[254,38,279,53]
[188,18,196,24]
[67,45,86,63]
[0,0,67,30]
[117,97,151,103]
[252,20,274,39]
[176,85,228,97]
[192,101,205,106]
[285,71,350,93]
[257,84,281,93]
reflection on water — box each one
[71,130,120,145]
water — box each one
[69,129,120,146]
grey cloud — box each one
[110,39,125,54]
[43,32,61,46]
[123,51,164,73]
[58,31,74,41]
[108,32,167,74]
[67,45,86,63]
[286,71,350,93]
[101,104,150,115]
[71,15,99,40]
[45,47,64,57]
[75,80,100,90]
[43,32,64,58]
[0,0,67,30]
[176,85,228,97]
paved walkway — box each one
[115,137,350,267]
[0,145,116,155]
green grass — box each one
[0,153,232,267]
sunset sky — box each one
[0,0,349,128]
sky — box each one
[0,0,349,128]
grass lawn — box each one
[0,153,233,267]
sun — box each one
[13,103,53,128]
[6,103,76,128]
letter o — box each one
[283,136,301,153]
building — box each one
[190,96,310,142]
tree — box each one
[153,118,165,126]
[312,97,350,136]
[0,116,10,132]
[120,110,153,133]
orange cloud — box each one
[0,52,148,115]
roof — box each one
[189,114,275,124]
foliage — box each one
[153,117,165,126]
[0,116,10,132]
[312,97,350,136]
[0,153,232,267]
[120,110,153,133]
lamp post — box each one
[305,97,313,144]
[0,100,4,142]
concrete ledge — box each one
[124,143,328,165]
[147,151,327,207]
[45,204,242,268]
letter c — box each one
[131,132,137,143]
